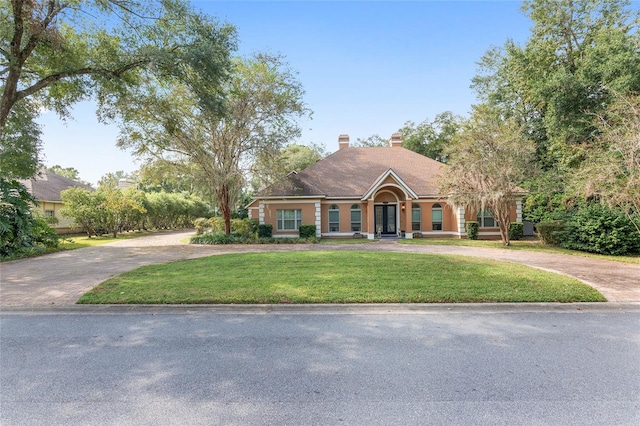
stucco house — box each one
[247,134,524,240]
[19,169,94,234]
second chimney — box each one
[338,134,350,149]
[390,133,403,148]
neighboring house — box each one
[247,134,525,239]
[19,170,94,234]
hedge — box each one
[298,224,316,239]
[465,221,479,240]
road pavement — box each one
[1,305,639,425]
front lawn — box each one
[401,238,640,264]
[60,230,157,249]
[77,251,604,304]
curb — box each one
[2,302,640,315]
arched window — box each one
[328,204,340,232]
[350,204,362,232]
[432,204,443,231]
[411,204,421,231]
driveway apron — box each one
[1,230,639,306]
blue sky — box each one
[38,1,532,185]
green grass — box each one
[401,238,640,264]
[77,251,605,304]
[60,231,156,249]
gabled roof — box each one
[19,170,93,202]
[361,168,420,200]
[257,146,445,198]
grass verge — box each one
[60,231,158,249]
[77,251,604,304]
[401,238,640,264]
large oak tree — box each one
[1,0,236,178]
[115,54,309,234]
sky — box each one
[37,0,534,186]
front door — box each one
[375,205,396,235]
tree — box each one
[60,187,101,237]
[252,142,327,191]
[399,112,462,162]
[577,93,640,233]
[439,105,536,246]
[47,165,88,183]
[0,99,42,179]
[115,54,309,234]
[472,0,640,222]
[353,134,389,147]
[1,0,236,177]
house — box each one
[247,134,524,240]
[19,169,94,234]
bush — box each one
[465,221,478,240]
[193,217,208,235]
[231,218,253,237]
[1,178,61,258]
[560,204,640,255]
[299,224,316,239]
[536,220,565,246]
[258,224,273,238]
[509,222,524,241]
[191,232,243,245]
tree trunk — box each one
[219,183,232,235]
[494,205,512,246]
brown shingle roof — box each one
[258,146,445,198]
[19,170,93,202]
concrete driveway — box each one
[1,230,639,306]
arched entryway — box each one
[373,187,404,237]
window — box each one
[432,204,443,231]
[328,204,340,232]
[277,209,302,230]
[350,204,361,232]
[411,205,421,231]
[44,210,55,218]
[477,209,495,228]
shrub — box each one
[299,224,316,239]
[1,179,61,258]
[509,222,524,241]
[193,217,208,235]
[191,232,241,245]
[560,204,640,255]
[258,224,273,238]
[207,217,225,233]
[465,221,479,240]
[231,218,253,237]
[536,220,566,246]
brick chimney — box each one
[338,134,350,150]
[390,133,402,148]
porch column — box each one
[404,199,413,238]
[315,201,321,238]
[457,206,466,237]
[259,202,265,225]
[516,200,523,223]
[367,198,375,239]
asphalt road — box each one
[1,305,639,425]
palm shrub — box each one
[1,178,60,258]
